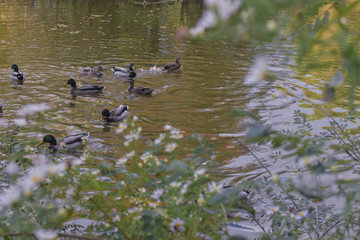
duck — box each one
[123,78,153,95]
[161,57,181,73]
[101,105,129,122]
[80,66,104,77]
[39,133,89,152]
[65,78,104,96]
[112,63,136,78]
[10,64,25,82]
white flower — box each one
[112,214,120,222]
[207,182,222,193]
[169,217,185,232]
[34,229,57,240]
[116,122,127,133]
[170,181,181,188]
[207,0,242,20]
[140,151,153,163]
[22,163,50,192]
[5,162,19,175]
[164,124,173,130]
[0,186,21,206]
[170,128,183,139]
[124,130,140,142]
[151,188,164,201]
[194,168,206,179]
[189,0,242,36]
[165,143,177,152]
[189,10,217,36]
[116,157,128,166]
[17,103,51,117]
[126,151,136,158]
[197,194,205,206]
[295,210,308,220]
[133,116,138,121]
[154,133,166,145]
[243,56,268,85]
[266,206,280,215]
[180,182,190,195]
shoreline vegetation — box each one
[2,0,360,239]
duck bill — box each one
[64,82,68,86]
[100,116,104,121]
[39,140,45,145]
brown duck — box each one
[123,78,153,95]
[161,57,181,73]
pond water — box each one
[0,0,357,183]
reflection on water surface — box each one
[0,0,354,181]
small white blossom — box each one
[5,162,19,175]
[180,182,190,195]
[124,130,140,142]
[207,182,223,193]
[22,163,50,192]
[243,56,269,85]
[126,151,136,158]
[194,168,206,179]
[197,194,205,206]
[133,116,138,121]
[154,133,166,145]
[295,210,308,220]
[151,188,164,201]
[164,124,173,131]
[116,122,127,134]
[116,157,128,166]
[34,229,57,240]
[169,217,185,232]
[140,151,153,163]
[266,206,280,215]
[170,128,183,139]
[0,186,21,206]
[165,143,177,152]
[170,181,181,188]
[17,103,51,117]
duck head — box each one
[101,108,110,121]
[175,57,181,63]
[40,134,57,146]
[129,63,135,70]
[11,64,19,72]
[66,79,77,87]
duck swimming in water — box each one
[101,105,129,122]
[10,64,25,82]
[65,78,104,96]
[112,63,136,78]
[39,133,89,152]
[123,78,153,95]
[80,66,104,77]
[161,57,181,73]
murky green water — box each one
[0,0,357,182]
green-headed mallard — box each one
[80,66,104,77]
[65,78,104,96]
[161,57,181,73]
[39,133,89,152]
[123,78,153,95]
[10,64,25,82]
[112,63,136,78]
[101,105,129,122]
